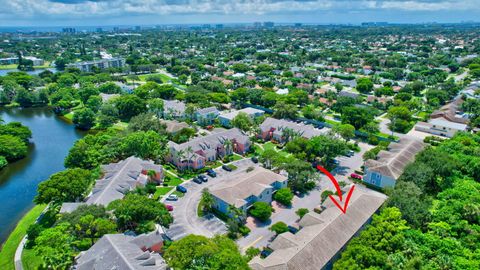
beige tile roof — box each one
[210,167,287,208]
[249,188,387,270]
[364,138,425,179]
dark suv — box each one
[206,169,217,177]
[198,175,208,182]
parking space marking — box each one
[242,236,264,251]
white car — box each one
[166,194,178,201]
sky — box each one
[0,0,479,27]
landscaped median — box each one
[0,204,46,270]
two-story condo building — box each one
[209,167,288,215]
[363,139,424,188]
[218,107,265,127]
[259,117,326,143]
[167,128,250,170]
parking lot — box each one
[163,158,258,241]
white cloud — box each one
[0,0,478,21]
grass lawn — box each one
[227,164,238,171]
[62,111,74,121]
[206,160,222,168]
[138,73,173,82]
[0,64,18,70]
[263,142,277,152]
[325,119,340,127]
[0,204,46,270]
[231,154,243,162]
[154,186,174,200]
[21,248,43,270]
[112,121,128,130]
[164,172,183,186]
[172,190,185,198]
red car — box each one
[165,204,174,211]
[350,173,362,180]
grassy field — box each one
[154,186,174,200]
[0,204,46,270]
[21,248,43,270]
[0,64,18,70]
[138,73,173,82]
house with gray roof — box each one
[167,128,250,170]
[195,106,219,126]
[218,107,265,127]
[249,187,387,270]
[210,167,288,214]
[75,227,168,270]
[415,97,469,138]
[159,119,190,135]
[162,100,186,119]
[259,117,326,143]
[60,156,163,213]
[363,139,425,188]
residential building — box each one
[74,226,168,270]
[67,57,125,72]
[210,167,288,214]
[363,139,424,188]
[167,128,250,170]
[0,56,44,66]
[60,156,163,213]
[338,89,359,99]
[259,117,326,143]
[162,100,186,119]
[159,119,190,135]
[99,93,120,102]
[195,106,219,126]
[415,98,469,138]
[249,187,387,270]
[218,108,265,127]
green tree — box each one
[0,121,32,142]
[35,168,93,204]
[270,221,289,235]
[295,208,309,219]
[119,130,167,161]
[114,95,147,120]
[34,223,75,269]
[108,193,173,232]
[249,202,273,222]
[164,235,249,270]
[97,102,119,128]
[274,188,294,206]
[356,77,374,93]
[333,124,355,142]
[341,106,374,130]
[0,134,28,161]
[200,188,215,214]
[231,112,254,132]
[273,101,298,120]
[72,108,96,130]
[74,214,116,245]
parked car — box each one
[350,173,362,180]
[222,164,232,172]
[198,175,208,182]
[260,249,273,258]
[345,150,355,157]
[166,194,178,201]
[288,225,299,234]
[330,159,340,165]
[251,156,259,163]
[165,204,174,211]
[176,185,187,193]
[192,177,202,184]
[206,169,217,177]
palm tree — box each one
[282,127,299,143]
[223,139,233,156]
[228,204,246,223]
[176,149,186,169]
[185,146,194,171]
[200,188,215,214]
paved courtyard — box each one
[163,159,257,241]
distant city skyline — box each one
[1,0,479,27]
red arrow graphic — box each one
[316,165,355,214]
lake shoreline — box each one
[0,107,86,245]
